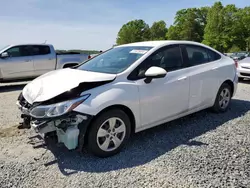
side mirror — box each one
[1,52,9,58]
[144,66,167,83]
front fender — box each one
[73,82,141,128]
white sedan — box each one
[237,57,250,80]
[17,40,238,157]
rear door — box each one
[31,45,55,76]
[181,44,220,110]
[0,45,33,79]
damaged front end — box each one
[16,68,116,151]
[16,92,93,150]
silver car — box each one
[0,44,88,82]
[237,57,250,80]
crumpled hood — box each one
[22,68,116,104]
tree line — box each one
[116,2,250,53]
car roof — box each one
[116,40,208,48]
[8,44,53,47]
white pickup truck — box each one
[0,44,88,82]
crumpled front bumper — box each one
[16,96,93,150]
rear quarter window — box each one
[185,45,209,66]
[206,49,221,61]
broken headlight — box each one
[29,94,90,118]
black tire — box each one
[86,109,131,158]
[212,83,232,113]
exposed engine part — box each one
[31,121,56,134]
[30,114,87,150]
[56,125,79,150]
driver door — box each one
[132,45,190,130]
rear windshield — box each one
[77,46,153,74]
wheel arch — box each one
[222,79,234,95]
[211,79,235,109]
[83,104,136,145]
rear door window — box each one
[31,45,51,56]
[182,45,221,67]
[185,45,209,66]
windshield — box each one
[77,46,153,74]
[0,45,10,52]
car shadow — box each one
[0,83,27,93]
[28,98,250,176]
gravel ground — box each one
[0,81,250,188]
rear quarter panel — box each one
[215,56,237,95]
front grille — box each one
[240,73,250,77]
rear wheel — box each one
[212,83,232,113]
[86,109,131,158]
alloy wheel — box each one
[96,117,126,152]
[219,88,231,109]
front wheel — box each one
[212,83,232,113]
[86,109,131,158]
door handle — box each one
[177,76,187,81]
[25,60,31,62]
[212,67,218,70]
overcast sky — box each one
[0,0,248,50]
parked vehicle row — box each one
[230,51,249,61]
[16,40,238,157]
[0,44,88,82]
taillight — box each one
[234,60,238,68]
[88,55,91,59]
